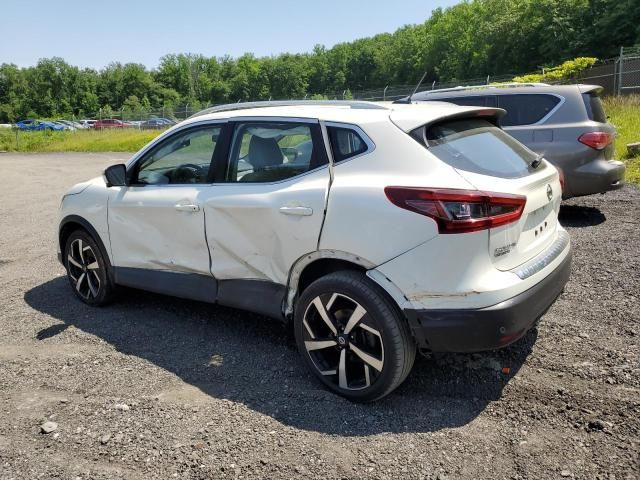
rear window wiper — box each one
[530,153,544,169]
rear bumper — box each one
[564,159,625,198]
[404,247,572,353]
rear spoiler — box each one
[390,105,506,132]
[578,84,604,96]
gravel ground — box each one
[0,152,638,480]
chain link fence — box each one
[61,104,209,126]
[613,46,640,95]
[323,46,640,102]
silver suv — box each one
[409,83,625,199]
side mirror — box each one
[103,164,128,187]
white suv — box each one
[57,100,572,401]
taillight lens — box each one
[556,167,565,193]
[384,187,526,234]
[578,131,614,150]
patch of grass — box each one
[603,94,640,185]
[0,128,164,153]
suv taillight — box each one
[385,187,526,234]
[578,131,613,150]
[556,167,565,192]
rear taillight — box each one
[578,131,614,150]
[385,187,526,234]
[556,167,565,192]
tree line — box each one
[1,0,638,122]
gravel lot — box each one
[0,152,638,480]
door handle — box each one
[279,206,313,216]
[175,203,200,212]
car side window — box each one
[498,94,561,126]
[135,125,221,185]
[226,122,326,183]
[327,126,368,163]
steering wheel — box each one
[170,163,206,183]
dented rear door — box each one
[203,119,330,285]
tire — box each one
[63,229,114,306]
[294,270,416,402]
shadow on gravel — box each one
[559,204,606,227]
[25,277,536,436]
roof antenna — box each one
[396,71,428,104]
[410,71,428,101]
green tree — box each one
[2,0,639,120]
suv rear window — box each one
[583,93,607,123]
[413,118,540,179]
[497,94,561,126]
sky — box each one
[0,0,459,70]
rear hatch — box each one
[415,116,562,270]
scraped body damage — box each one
[57,178,111,261]
[372,227,571,310]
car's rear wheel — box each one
[294,270,415,402]
[64,230,114,306]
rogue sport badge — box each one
[546,184,553,201]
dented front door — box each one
[107,184,211,275]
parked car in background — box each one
[56,120,87,130]
[407,83,625,199]
[52,120,76,131]
[156,117,177,126]
[78,119,98,129]
[57,100,571,401]
[94,118,128,129]
[140,118,170,129]
[15,119,65,131]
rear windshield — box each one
[583,93,607,123]
[413,118,541,179]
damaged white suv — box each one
[58,100,571,401]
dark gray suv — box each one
[409,84,625,199]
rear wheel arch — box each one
[284,251,375,318]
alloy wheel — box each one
[67,238,101,300]
[302,292,384,390]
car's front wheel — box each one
[294,270,415,402]
[64,230,114,306]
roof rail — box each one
[190,100,387,118]
[413,82,551,96]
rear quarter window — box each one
[413,118,541,179]
[327,126,369,162]
[497,94,561,126]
